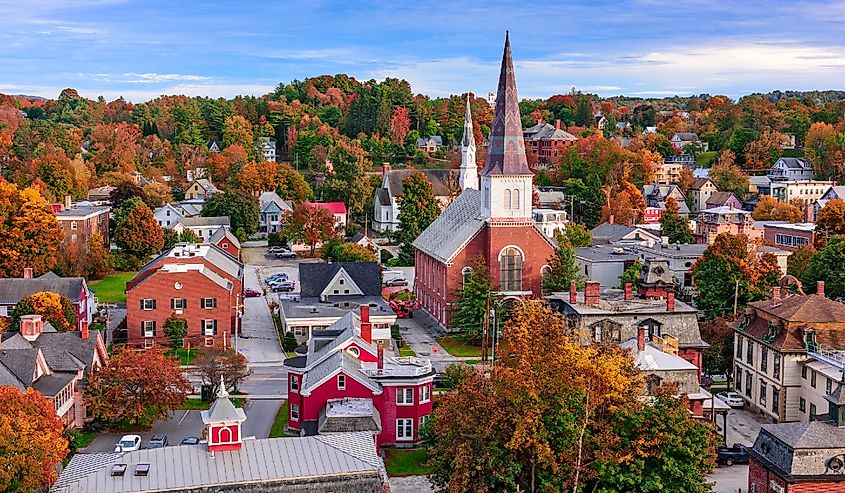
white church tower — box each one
[459,95,478,191]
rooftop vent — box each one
[135,464,150,476]
[111,464,127,477]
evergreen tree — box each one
[450,256,498,339]
[542,235,583,294]
[163,314,188,349]
[396,173,440,265]
[659,196,695,244]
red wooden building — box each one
[412,33,556,329]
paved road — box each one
[706,407,764,492]
[237,265,285,364]
[399,310,478,372]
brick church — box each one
[413,33,556,329]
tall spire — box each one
[459,94,478,190]
[481,31,531,176]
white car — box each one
[717,391,744,408]
[114,434,142,452]
[268,246,288,254]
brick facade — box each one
[55,207,110,249]
[749,456,845,493]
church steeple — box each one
[480,32,533,221]
[459,95,478,191]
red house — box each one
[412,33,556,329]
[125,243,243,349]
[284,305,434,448]
[207,226,241,261]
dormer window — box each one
[804,329,819,351]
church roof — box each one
[481,33,532,177]
[412,189,485,264]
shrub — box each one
[282,330,299,352]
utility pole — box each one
[482,292,490,363]
[733,280,740,317]
[491,305,498,364]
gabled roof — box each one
[375,188,391,207]
[0,276,87,304]
[672,132,699,141]
[749,294,845,324]
[481,33,532,176]
[302,350,382,396]
[305,201,347,215]
[689,177,713,190]
[705,191,739,206]
[207,227,241,250]
[412,188,485,264]
[416,136,443,146]
[527,123,577,141]
[176,216,230,228]
[299,263,380,298]
[258,191,292,212]
[775,157,810,170]
[383,169,458,198]
[0,348,40,387]
[590,223,660,243]
[190,178,219,193]
[763,420,845,449]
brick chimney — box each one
[637,326,646,352]
[584,281,600,306]
[569,281,577,304]
[608,214,615,225]
[382,163,391,175]
[666,291,675,312]
[360,304,372,344]
[771,287,781,306]
[818,281,826,298]
[81,320,89,340]
[377,341,384,370]
[64,195,72,210]
[22,268,33,279]
[20,314,44,341]
[555,119,561,130]
[624,281,633,301]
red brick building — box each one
[763,222,816,250]
[284,306,434,448]
[412,33,556,329]
[125,243,243,349]
[54,204,111,249]
[522,119,577,165]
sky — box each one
[1,0,845,102]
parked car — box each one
[180,437,200,446]
[717,391,744,408]
[385,278,409,287]
[716,444,749,466]
[271,280,296,292]
[266,273,289,282]
[243,288,262,298]
[147,434,168,449]
[114,435,142,452]
[268,246,287,253]
[274,249,297,259]
[382,270,406,286]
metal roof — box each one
[412,188,485,264]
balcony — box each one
[360,357,433,378]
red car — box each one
[243,289,262,298]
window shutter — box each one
[140,300,144,310]
[171,298,175,309]
[182,299,187,309]
[152,299,157,309]
[153,321,157,336]
[213,320,218,335]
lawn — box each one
[178,397,245,410]
[384,448,432,477]
[90,271,137,303]
[438,334,510,359]
[399,345,416,357]
[165,348,203,366]
[269,401,296,438]
[695,151,718,167]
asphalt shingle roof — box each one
[299,262,381,298]
[0,277,86,304]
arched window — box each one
[461,266,473,286]
[499,247,523,291]
[540,265,551,285]
[512,188,520,210]
[346,346,360,358]
[504,189,512,209]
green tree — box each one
[450,256,498,339]
[565,222,592,247]
[202,188,260,236]
[618,260,643,289]
[282,330,299,352]
[163,313,187,349]
[542,235,583,294]
[698,318,735,378]
[787,244,816,278]
[803,236,845,300]
[321,239,377,263]
[396,173,440,266]
[659,196,694,244]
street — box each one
[706,407,764,493]
[399,308,476,372]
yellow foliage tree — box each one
[0,180,64,277]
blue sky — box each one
[2,0,844,102]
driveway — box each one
[706,407,765,492]
[237,264,285,364]
[399,311,476,373]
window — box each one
[420,384,431,403]
[346,346,360,358]
[201,298,217,309]
[746,341,753,364]
[504,189,512,209]
[202,319,217,336]
[802,366,808,379]
[71,234,77,242]
[419,414,430,429]
[396,418,413,441]
[142,321,156,337]
[773,356,781,380]
[810,403,817,417]
[512,188,520,210]
[290,403,299,421]
[827,377,833,395]
[499,247,523,291]
[761,347,768,373]
[290,375,299,392]
[71,221,78,230]
[735,367,742,392]
[745,373,752,397]
[337,374,346,390]
[772,387,780,413]
[736,336,743,358]
[759,381,767,406]
[812,370,817,388]
[141,299,156,311]
[171,298,187,310]
[397,388,414,405]
[800,397,806,412]
[292,326,307,336]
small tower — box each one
[459,95,478,191]
[201,377,247,452]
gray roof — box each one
[590,223,658,243]
[0,277,87,304]
[524,122,577,141]
[55,205,110,219]
[319,399,382,434]
[575,246,638,263]
[672,132,699,141]
[412,188,485,264]
[383,169,457,198]
[51,433,384,493]
[0,349,38,387]
[375,188,391,207]
[33,372,76,397]
[416,136,443,146]
[177,216,230,228]
[302,350,381,395]
[258,191,292,212]
[201,393,246,423]
[207,227,241,250]
[776,157,810,169]
[191,178,219,193]
[299,262,381,298]
[31,331,100,374]
[282,296,393,322]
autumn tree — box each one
[752,195,803,222]
[698,318,736,377]
[787,244,816,278]
[109,180,147,209]
[660,196,694,244]
[89,122,140,174]
[283,202,339,255]
[743,130,787,170]
[816,198,845,240]
[389,106,411,145]
[142,181,172,208]
[113,200,165,260]
[202,188,260,236]
[222,115,254,156]
[565,222,592,247]
[56,232,111,279]
[0,181,63,277]
[321,239,377,263]
[449,256,497,339]
[0,386,68,493]
[802,236,845,300]
[601,181,646,225]
[11,291,78,332]
[85,348,191,426]
[194,348,252,394]
[397,173,441,265]
[804,122,845,180]
[709,150,749,198]
[542,234,583,294]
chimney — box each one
[377,341,384,370]
[382,163,390,175]
[624,281,633,301]
[608,214,615,225]
[360,305,372,344]
[637,326,646,352]
[81,320,89,340]
[555,119,561,130]
[771,287,781,306]
[584,281,600,306]
[666,291,676,312]
[22,268,33,279]
[817,281,826,298]
[569,280,577,304]
[64,195,71,210]
[21,314,44,341]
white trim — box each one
[290,403,299,421]
[320,267,364,298]
[496,244,525,262]
[301,366,383,397]
[396,418,414,441]
[420,384,431,403]
[396,387,414,406]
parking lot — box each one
[83,410,205,453]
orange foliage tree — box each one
[0,180,64,277]
[11,291,78,332]
[89,122,141,173]
[752,195,803,222]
